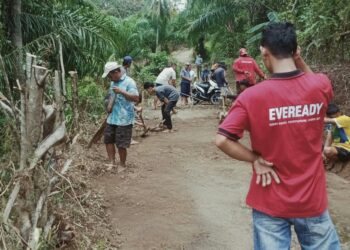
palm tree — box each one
[146,0,172,51]
[1,1,135,78]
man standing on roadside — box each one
[180,63,192,106]
[144,82,179,133]
[232,48,265,93]
[195,54,203,79]
[213,62,229,107]
[216,22,340,249]
[103,62,139,171]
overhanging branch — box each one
[29,123,66,169]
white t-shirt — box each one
[190,70,196,82]
[155,67,176,85]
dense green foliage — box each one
[183,0,350,63]
[134,51,171,83]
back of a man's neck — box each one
[271,58,297,73]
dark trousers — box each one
[161,101,177,130]
[196,65,202,79]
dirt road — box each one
[91,107,350,250]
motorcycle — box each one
[192,79,221,105]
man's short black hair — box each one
[326,103,340,116]
[144,82,154,90]
[261,22,297,59]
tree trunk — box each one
[69,71,80,134]
[10,0,24,84]
[156,26,159,52]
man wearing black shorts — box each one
[102,61,139,169]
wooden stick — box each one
[58,38,66,97]
[87,118,107,148]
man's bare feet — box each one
[118,163,126,173]
[162,129,172,133]
[131,139,139,145]
[105,162,117,171]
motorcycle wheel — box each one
[192,90,201,105]
[210,92,221,105]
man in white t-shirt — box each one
[153,63,177,109]
[155,63,177,86]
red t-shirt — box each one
[232,56,265,84]
[218,70,333,218]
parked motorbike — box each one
[192,80,221,105]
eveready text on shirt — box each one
[269,103,323,121]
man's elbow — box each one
[215,134,228,149]
[132,95,140,102]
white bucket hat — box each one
[102,61,122,78]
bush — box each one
[134,51,171,83]
[0,115,17,161]
[65,77,106,126]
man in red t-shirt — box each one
[216,22,340,249]
[232,48,266,93]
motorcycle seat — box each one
[197,82,210,89]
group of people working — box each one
[100,21,349,250]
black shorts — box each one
[335,147,350,162]
[104,124,133,148]
[180,81,190,96]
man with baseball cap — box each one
[232,48,266,94]
[102,61,139,171]
[123,55,133,75]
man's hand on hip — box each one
[253,156,280,187]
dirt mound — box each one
[315,63,350,114]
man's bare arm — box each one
[113,87,139,102]
[324,117,337,124]
[215,134,280,186]
[293,47,313,73]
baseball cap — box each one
[123,55,133,65]
[102,62,122,78]
[326,103,340,116]
[239,48,248,56]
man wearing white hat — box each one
[102,61,139,170]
